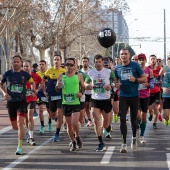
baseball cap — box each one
[104,60,110,66]
[138,53,146,59]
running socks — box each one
[41,121,44,127]
[18,140,23,148]
[29,131,34,138]
[56,128,60,134]
[106,125,111,133]
[98,136,103,143]
[140,122,147,136]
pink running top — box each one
[138,67,150,98]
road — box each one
[0,97,170,170]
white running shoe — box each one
[139,136,146,144]
[131,137,137,150]
[120,144,127,153]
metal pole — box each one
[164,9,166,65]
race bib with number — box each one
[93,79,105,93]
[26,89,32,96]
[138,83,147,90]
[63,94,75,103]
[121,69,133,80]
[51,96,61,101]
[41,97,48,102]
[10,84,23,93]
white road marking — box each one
[2,137,53,170]
[100,146,115,164]
[0,126,12,135]
[166,153,170,170]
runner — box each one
[156,58,164,121]
[148,54,161,129]
[43,55,66,142]
[81,57,92,126]
[23,60,42,146]
[115,48,146,153]
[0,55,34,155]
[137,53,153,143]
[159,56,170,126]
[56,58,85,151]
[85,54,115,152]
[36,60,51,133]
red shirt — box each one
[148,65,161,93]
[30,71,42,89]
[26,81,37,103]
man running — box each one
[36,60,51,133]
[159,56,170,126]
[148,54,161,129]
[56,58,85,151]
[85,54,115,152]
[0,55,34,155]
[43,55,66,141]
[81,57,92,126]
[137,53,153,143]
[115,48,146,153]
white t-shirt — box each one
[87,68,112,100]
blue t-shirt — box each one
[115,61,144,97]
[162,65,170,98]
[1,70,32,102]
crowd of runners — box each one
[0,48,169,155]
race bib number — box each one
[121,69,132,80]
[41,97,48,102]
[63,94,75,103]
[93,79,105,93]
[11,84,23,93]
[138,84,147,90]
[26,89,32,96]
[51,96,61,101]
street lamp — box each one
[130,30,139,38]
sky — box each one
[124,0,170,60]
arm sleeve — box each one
[149,78,154,89]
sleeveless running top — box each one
[148,66,161,93]
[62,73,80,105]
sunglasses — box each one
[65,63,74,67]
[157,60,162,62]
[132,59,138,61]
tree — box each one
[0,0,130,69]
[113,42,135,58]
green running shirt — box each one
[62,73,80,105]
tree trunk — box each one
[18,33,24,55]
[48,46,54,66]
[39,48,45,60]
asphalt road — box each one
[0,99,170,170]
